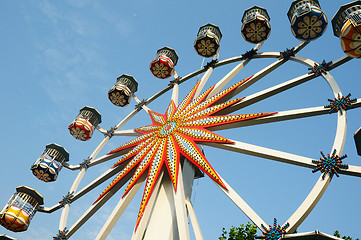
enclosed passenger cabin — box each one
[0,186,43,232]
[332,0,361,58]
[194,23,222,57]
[68,106,101,141]
[150,47,178,79]
[31,143,69,182]
[287,0,328,41]
[108,74,138,107]
[241,6,271,44]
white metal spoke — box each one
[63,149,129,170]
[38,160,130,214]
[66,171,134,238]
[171,83,180,106]
[194,66,214,99]
[185,198,204,240]
[38,204,62,214]
[338,165,361,177]
[207,58,251,98]
[217,174,267,230]
[216,49,351,108]
[71,163,128,202]
[65,109,140,168]
[95,175,146,240]
[170,70,180,106]
[214,106,328,131]
[218,72,316,115]
[92,136,112,158]
[207,43,263,99]
[113,129,141,137]
[114,109,142,129]
[210,100,361,131]
[87,147,132,168]
[142,43,310,109]
[96,125,107,134]
[205,131,361,177]
[214,42,308,103]
[202,139,315,169]
[221,57,287,102]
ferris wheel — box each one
[1,1,361,240]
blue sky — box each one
[0,0,360,239]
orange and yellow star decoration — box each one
[95,76,276,229]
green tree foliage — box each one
[219,222,257,240]
[334,230,360,240]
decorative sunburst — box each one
[324,93,356,114]
[257,218,289,240]
[95,76,276,230]
[308,60,332,76]
[312,149,348,179]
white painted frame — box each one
[36,40,361,240]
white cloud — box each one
[92,2,133,37]
[38,0,60,24]
[26,2,111,108]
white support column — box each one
[139,160,195,240]
[182,160,196,205]
[174,162,191,240]
[131,172,165,240]
[142,175,178,240]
